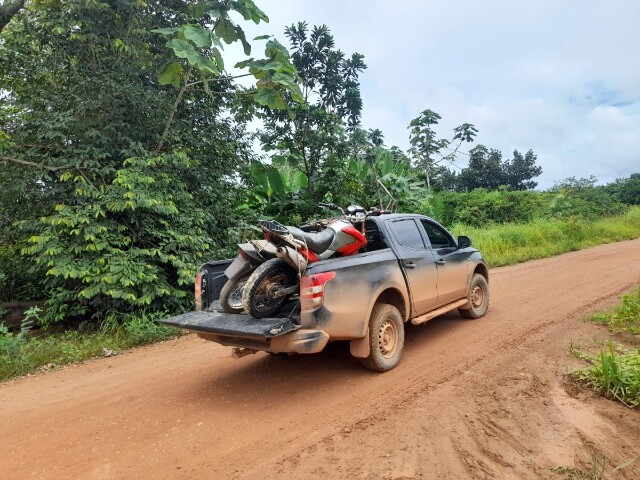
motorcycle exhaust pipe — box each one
[276,246,308,272]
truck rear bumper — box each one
[157,310,329,354]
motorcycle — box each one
[220,203,374,317]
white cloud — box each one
[228,0,640,188]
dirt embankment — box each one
[1,239,640,479]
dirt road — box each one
[2,240,640,479]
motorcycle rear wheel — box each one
[242,259,298,318]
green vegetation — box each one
[450,207,640,267]
[591,287,640,334]
[1,0,639,378]
[570,286,640,409]
[571,342,640,409]
[0,312,180,381]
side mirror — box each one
[457,235,472,249]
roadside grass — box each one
[591,287,640,335]
[569,286,640,409]
[451,206,640,267]
[570,342,640,408]
[0,312,181,382]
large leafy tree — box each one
[259,22,366,195]
[457,146,505,191]
[0,0,300,319]
[450,147,542,192]
[0,0,25,32]
[503,149,543,190]
[408,109,477,189]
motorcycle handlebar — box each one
[318,202,344,214]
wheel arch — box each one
[473,263,489,284]
[374,287,408,321]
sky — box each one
[229,0,640,189]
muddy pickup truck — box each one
[158,214,489,372]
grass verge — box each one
[591,287,640,334]
[0,312,181,382]
[570,342,640,408]
[452,206,640,267]
[569,285,640,409]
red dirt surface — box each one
[2,239,640,479]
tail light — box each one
[300,271,335,310]
[195,271,203,311]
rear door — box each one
[418,219,469,305]
[386,218,438,314]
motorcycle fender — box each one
[250,239,279,259]
[224,255,252,281]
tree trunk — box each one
[0,0,27,33]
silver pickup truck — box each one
[159,213,489,372]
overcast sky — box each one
[231,0,640,189]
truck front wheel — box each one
[458,273,489,319]
[360,303,405,372]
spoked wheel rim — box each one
[470,284,484,309]
[227,278,247,310]
[379,319,399,359]
[253,270,289,314]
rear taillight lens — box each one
[195,272,203,310]
[300,271,335,310]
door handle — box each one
[435,259,446,265]
[404,262,416,269]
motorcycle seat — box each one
[287,227,335,254]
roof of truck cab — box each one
[370,213,435,222]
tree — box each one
[0,0,298,320]
[457,146,505,191]
[503,149,542,190]
[0,0,25,32]
[606,173,640,205]
[259,22,366,195]
[408,109,477,189]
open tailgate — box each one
[157,310,300,338]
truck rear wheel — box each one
[459,273,489,319]
[360,303,404,372]
[219,274,250,314]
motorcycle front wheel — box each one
[242,259,298,318]
[219,274,250,313]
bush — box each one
[432,189,545,227]
[22,154,214,324]
[591,287,640,335]
[572,342,640,408]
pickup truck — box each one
[158,213,489,372]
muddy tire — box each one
[242,259,298,319]
[459,273,489,319]
[360,303,405,372]
[219,274,250,314]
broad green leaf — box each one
[215,18,238,44]
[266,167,286,199]
[182,25,212,48]
[254,87,284,109]
[234,58,253,69]
[157,62,184,87]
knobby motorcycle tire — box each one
[242,258,298,319]
[219,274,250,314]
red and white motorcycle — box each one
[220,203,372,318]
